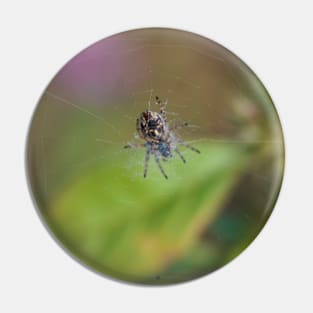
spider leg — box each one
[175,147,186,163]
[143,146,151,178]
[155,96,168,121]
[170,122,189,131]
[152,149,168,179]
[178,140,200,154]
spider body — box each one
[137,110,166,143]
[125,96,200,179]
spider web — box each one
[37,33,281,189]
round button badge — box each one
[26,28,284,285]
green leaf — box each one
[48,142,250,283]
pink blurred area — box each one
[47,36,148,107]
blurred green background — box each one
[27,28,284,285]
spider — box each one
[124,96,200,179]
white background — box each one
[1,1,312,312]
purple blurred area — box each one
[48,36,148,107]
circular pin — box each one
[26,28,284,285]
